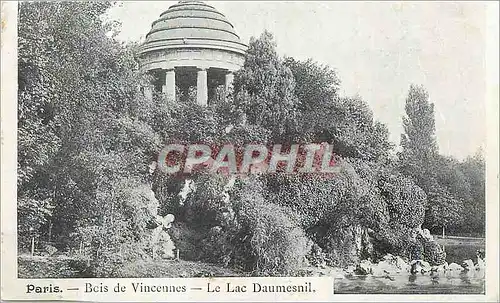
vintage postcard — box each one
[1,1,499,302]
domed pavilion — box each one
[138,1,247,106]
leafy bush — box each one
[182,174,230,228]
[162,176,311,276]
[170,222,204,261]
[81,179,159,277]
[423,241,446,266]
[232,179,311,276]
[264,160,390,267]
[322,226,361,267]
[377,171,427,228]
[17,196,54,251]
[371,223,417,261]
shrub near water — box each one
[422,240,446,266]
[231,179,311,276]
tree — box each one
[399,85,465,235]
[285,58,341,108]
[458,151,486,236]
[295,95,391,161]
[435,155,472,203]
[233,31,299,141]
[284,58,392,160]
[399,84,439,181]
[17,3,160,272]
[17,2,67,245]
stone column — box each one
[163,69,176,101]
[225,72,234,92]
[196,68,208,106]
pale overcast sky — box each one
[107,1,487,160]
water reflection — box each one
[335,271,485,294]
[460,271,472,284]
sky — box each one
[107,1,488,160]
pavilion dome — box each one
[138,1,247,56]
[137,1,246,106]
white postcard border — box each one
[1,1,499,302]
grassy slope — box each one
[18,255,245,279]
[18,255,89,278]
[115,259,247,278]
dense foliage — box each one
[399,85,485,236]
[18,2,161,276]
[18,3,485,277]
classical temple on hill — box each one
[138,1,247,106]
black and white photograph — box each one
[1,0,499,301]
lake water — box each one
[334,239,486,294]
[334,271,485,294]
